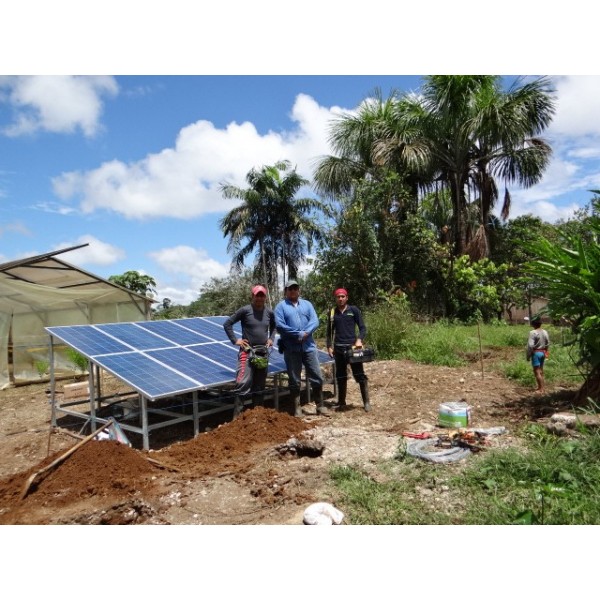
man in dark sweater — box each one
[223,285,276,417]
[326,288,371,412]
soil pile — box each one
[155,406,315,475]
[0,406,314,524]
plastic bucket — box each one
[438,401,471,428]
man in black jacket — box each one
[326,288,371,412]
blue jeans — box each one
[283,349,323,392]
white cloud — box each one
[502,75,600,223]
[52,94,342,220]
[0,75,118,137]
[150,245,230,304]
[549,76,600,138]
[52,235,125,266]
[0,221,31,237]
[32,200,78,215]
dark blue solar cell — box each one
[146,346,236,386]
[47,325,130,357]
[172,317,237,341]
[201,316,242,335]
[186,342,239,367]
[266,352,287,374]
[93,352,200,398]
[95,322,177,350]
[135,320,212,344]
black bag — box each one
[344,346,375,363]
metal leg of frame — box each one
[49,337,57,426]
[141,395,149,451]
[192,390,199,437]
[88,361,97,432]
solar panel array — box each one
[46,317,332,400]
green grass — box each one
[325,309,594,524]
[501,340,581,387]
[329,459,456,525]
[330,424,600,524]
[456,424,600,524]
[364,307,583,387]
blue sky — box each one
[1,74,600,306]
[1,4,598,309]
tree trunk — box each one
[450,174,467,255]
[573,366,600,406]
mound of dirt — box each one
[155,406,315,475]
[0,406,315,524]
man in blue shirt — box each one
[275,280,330,418]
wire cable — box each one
[406,437,471,463]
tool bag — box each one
[248,345,269,369]
[344,346,375,363]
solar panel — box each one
[46,317,333,400]
[146,346,236,386]
[95,322,177,351]
[46,325,131,356]
[93,351,201,398]
[172,317,240,340]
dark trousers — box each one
[234,348,268,401]
[334,345,368,383]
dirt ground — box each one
[0,350,581,525]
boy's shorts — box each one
[531,351,545,368]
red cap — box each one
[334,288,348,297]
[252,285,267,296]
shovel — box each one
[20,420,112,500]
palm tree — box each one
[386,76,556,256]
[314,76,556,258]
[220,161,327,298]
[313,89,430,203]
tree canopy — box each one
[220,160,328,299]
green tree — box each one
[388,76,556,257]
[443,255,512,323]
[308,175,445,316]
[187,270,259,316]
[313,89,429,202]
[220,160,327,297]
[314,76,556,259]
[524,208,600,402]
[108,270,156,295]
[490,214,556,320]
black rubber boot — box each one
[253,391,265,408]
[335,379,348,411]
[290,390,303,418]
[359,380,371,412]
[314,386,331,416]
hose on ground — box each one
[406,437,471,463]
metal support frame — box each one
[47,333,331,450]
[48,334,289,450]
